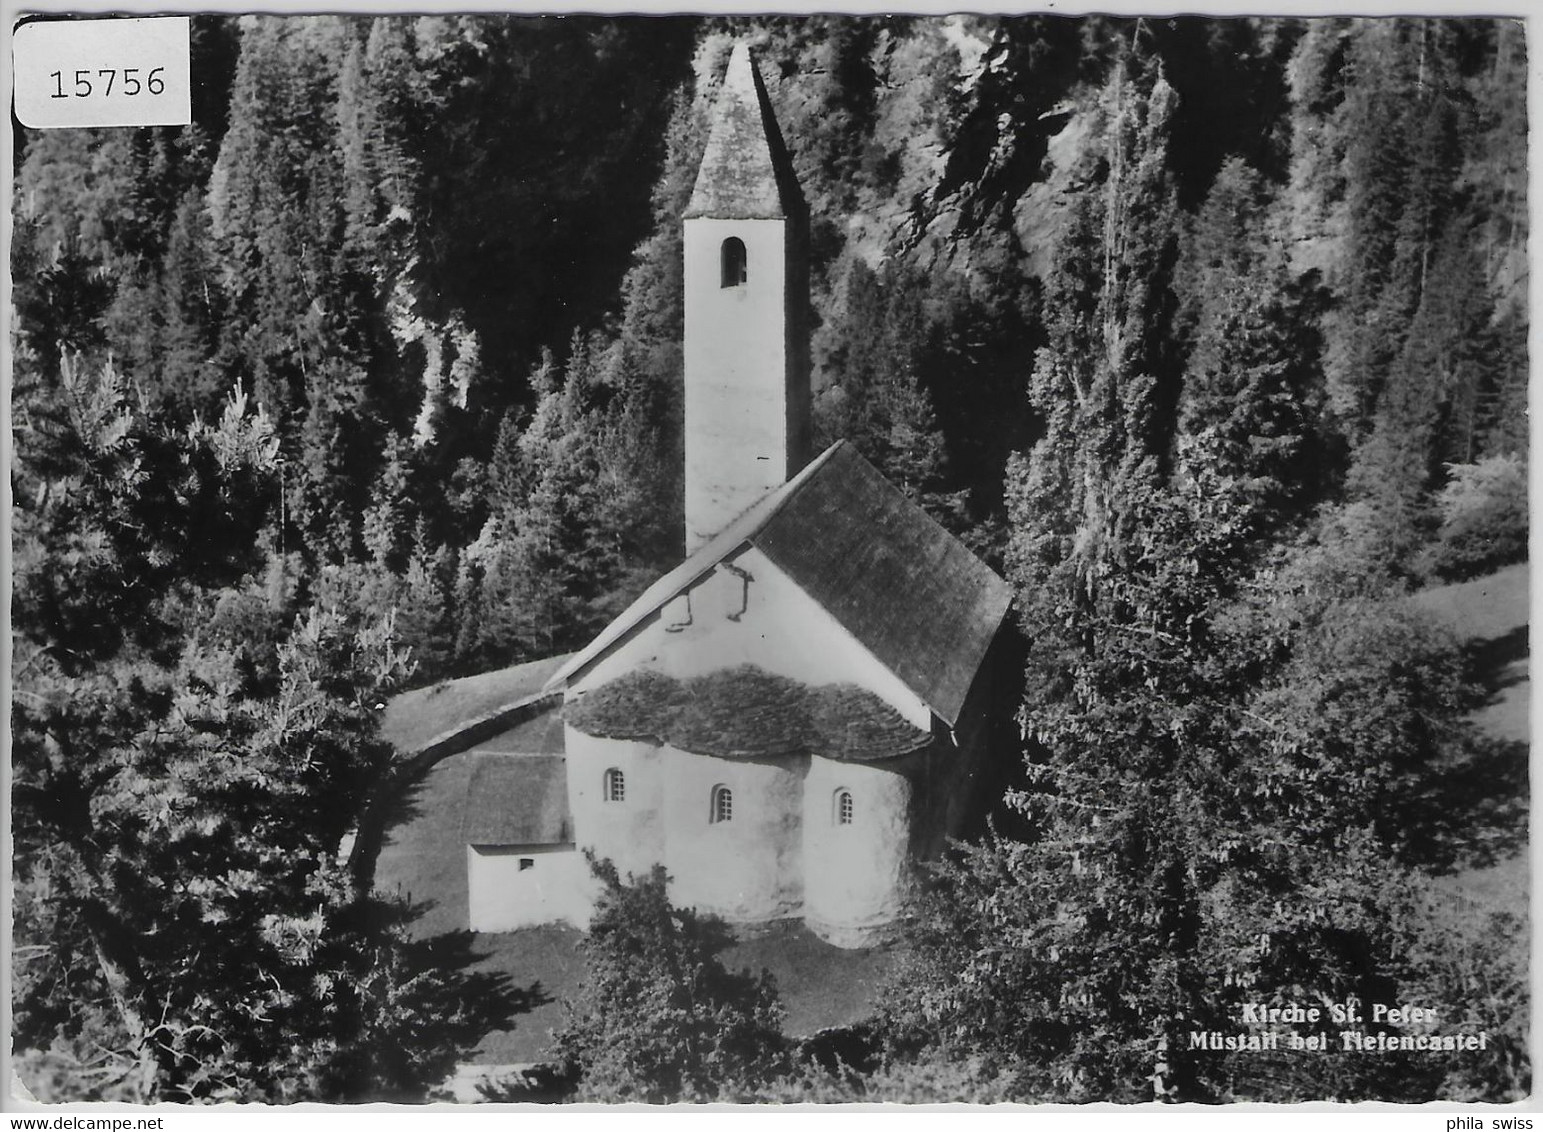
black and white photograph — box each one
[6,8,1531,1109]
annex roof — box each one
[684,42,804,221]
[461,753,572,847]
[547,441,1014,728]
[382,652,570,755]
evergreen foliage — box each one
[1173,157,1324,539]
[819,260,965,526]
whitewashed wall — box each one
[568,549,932,731]
[683,216,794,552]
[566,733,665,881]
[466,844,593,931]
[660,745,806,923]
[802,753,916,947]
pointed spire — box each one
[685,42,804,220]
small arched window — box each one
[711,785,734,824]
[835,789,854,826]
[604,768,625,803]
[721,237,747,288]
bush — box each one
[1428,454,1528,581]
[1391,873,1530,1102]
[549,856,791,1103]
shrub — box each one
[1428,454,1528,581]
[550,856,791,1103]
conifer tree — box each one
[1006,32,1182,697]
[822,261,961,523]
[1311,20,1464,443]
[1344,226,1505,567]
[1173,157,1322,540]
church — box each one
[446,43,1013,949]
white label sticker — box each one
[13,17,192,130]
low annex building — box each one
[430,42,1013,948]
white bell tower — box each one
[682,42,810,553]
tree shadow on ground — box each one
[321,896,554,1102]
[1464,624,1529,699]
[393,923,555,1100]
[1405,624,1531,873]
[1408,735,1529,873]
[474,1063,575,1103]
[404,926,554,1025]
[381,769,434,832]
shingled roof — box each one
[548,441,1013,727]
[462,753,572,847]
[684,42,804,221]
[382,653,569,755]
[565,665,932,762]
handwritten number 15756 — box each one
[49,68,166,98]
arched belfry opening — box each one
[721,237,747,288]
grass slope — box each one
[1412,562,1530,744]
[1410,562,1529,916]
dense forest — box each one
[12,15,1528,1103]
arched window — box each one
[721,237,747,288]
[835,789,854,826]
[604,768,625,803]
[711,785,734,824]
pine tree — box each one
[1006,32,1182,701]
[1312,20,1464,444]
[1173,157,1322,541]
[452,335,673,669]
[821,261,961,523]
[158,187,226,414]
[1345,225,1504,567]
[361,431,417,569]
